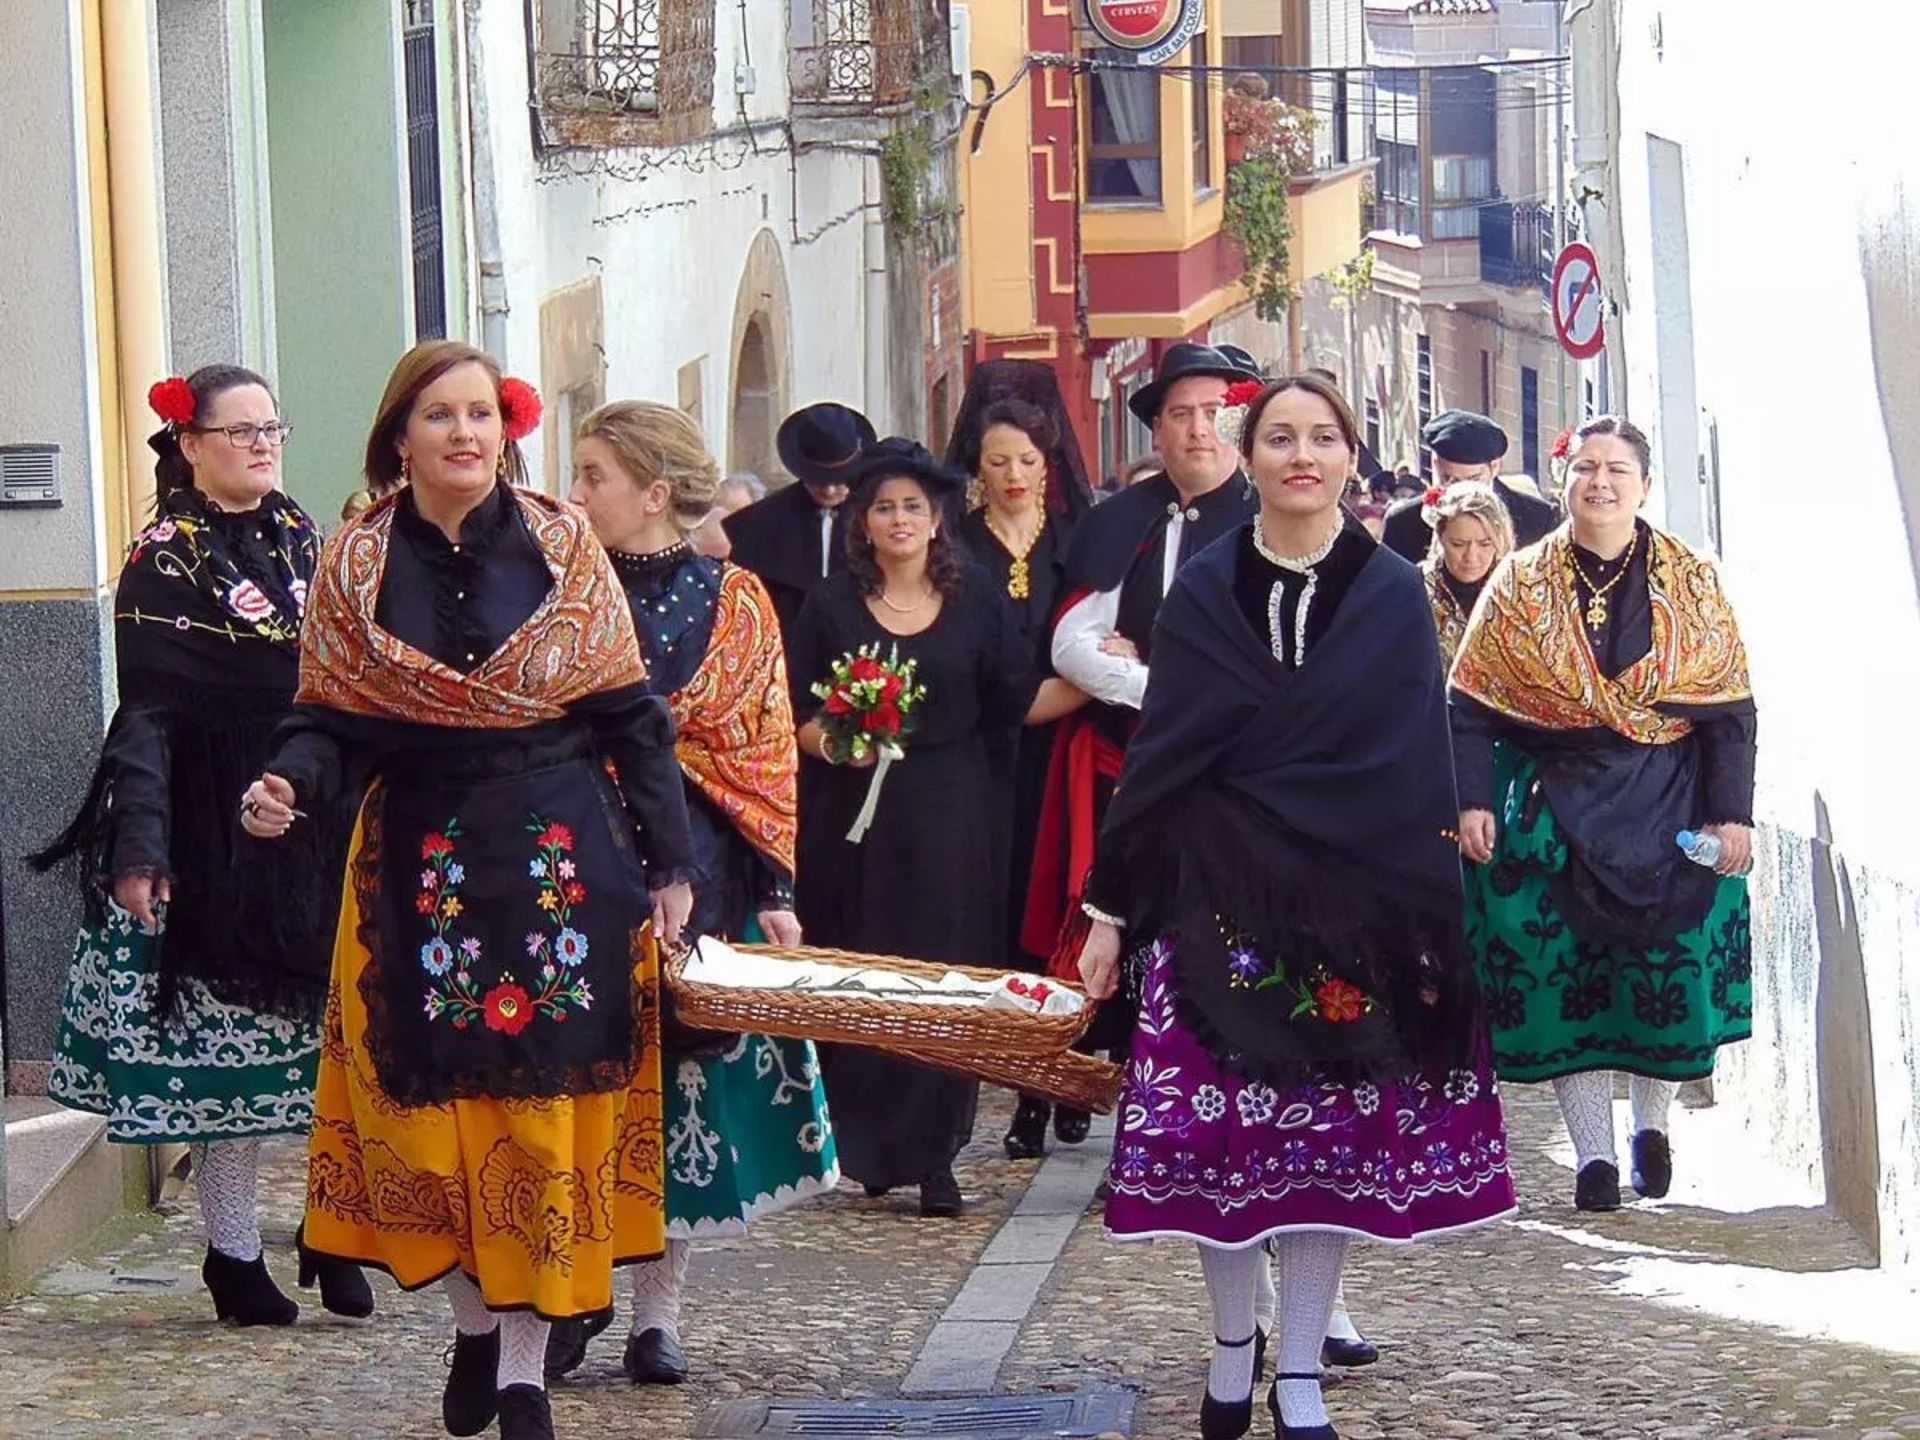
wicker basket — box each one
[664,941,1096,1062]
[896,1044,1125,1115]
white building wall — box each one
[470,1,873,491]
[1610,0,1920,1275]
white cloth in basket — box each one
[685,937,1084,1016]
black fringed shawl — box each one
[32,487,343,1023]
[1096,526,1485,1085]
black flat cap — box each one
[1421,409,1508,466]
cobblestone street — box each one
[2,1086,1918,1439]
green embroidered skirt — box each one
[1464,749,1752,1084]
[46,903,321,1143]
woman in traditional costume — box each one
[240,342,694,1440]
[33,366,371,1327]
[946,365,1097,1160]
[1075,376,1515,1440]
[1451,415,1756,1212]
[1421,480,1516,670]
[543,401,837,1386]
[789,439,1083,1217]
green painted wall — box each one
[262,0,410,525]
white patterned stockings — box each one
[192,1139,263,1261]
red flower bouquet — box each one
[811,643,929,842]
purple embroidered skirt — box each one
[1104,937,1518,1248]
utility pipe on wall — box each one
[462,0,510,361]
[862,153,890,431]
[1565,0,1626,411]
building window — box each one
[789,0,917,109]
[1521,365,1540,477]
[402,0,446,341]
[1120,369,1155,460]
[1364,396,1381,464]
[1087,49,1162,203]
[535,0,716,147]
[1377,140,1421,238]
[1222,35,1282,72]
[1416,334,1433,477]
[1191,28,1212,194]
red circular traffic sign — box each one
[1551,241,1606,361]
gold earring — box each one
[399,455,411,483]
[496,450,507,480]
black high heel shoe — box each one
[1267,1372,1338,1440]
[294,1224,374,1318]
[1200,1331,1258,1440]
[201,1245,298,1326]
[1003,1095,1051,1160]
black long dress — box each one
[788,566,1039,1187]
[957,510,1066,968]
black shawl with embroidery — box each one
[32,487,343,1023]
[1094,527,1484,1085]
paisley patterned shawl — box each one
[1423,562,1470,673]
[670,565,798,875]
[1451,524,1752,745]
[296,487,648,725]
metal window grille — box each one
[538,0,713,122]
[403,2,446,340]
[791,0,920,109]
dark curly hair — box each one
[843,469,966,601]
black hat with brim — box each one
[847,436,969,497]
[1126,343,1257,424]
[777,402,877,489]
[1421,408,1508,466]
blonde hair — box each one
[576,400,720,535]
[1424,481,1516,568]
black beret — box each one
[1421,409,1508,465]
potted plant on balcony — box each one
[1224,100,1319,322]
[1222,74,1276,166]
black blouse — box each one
[375,483,553,673]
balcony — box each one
[1479,199,1554,296]
[1286,160,1376,287]
[789,0,940,114]
[533,0,716,148]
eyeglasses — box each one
[191,422,294,449]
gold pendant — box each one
[1586,595,1608,630]
[1008,557,1030,600]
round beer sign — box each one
[1087,0,1183,50]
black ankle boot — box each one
[294,1224,374,1318]
[919,1167,963,1217]
[497,1384,555,1440]
[1199,1331,1258,1440]
[201,1245,298,1326]
[1003,1095,1051,1160]
[1267,1372,1338,1439]
[1053,1105,1092,1145]
[442,1328,501,1437]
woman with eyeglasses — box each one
[33,365,372,1328]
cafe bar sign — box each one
[1086,0,1204,65]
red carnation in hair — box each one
[1550,426,1574,460]
[1423,486,1446,508]
[499,377,543,443]
[1223,379,1265,407]
[148,377,196,427]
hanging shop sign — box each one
[1086,0,1204,65]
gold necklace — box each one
[1569,527,1641,631]
[983,503,1047,600]
[877,584,935,614]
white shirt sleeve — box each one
[1161,512,1185,597]
[1050,586,1150,710]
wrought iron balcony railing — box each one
[790,0,941,112]
[535,0,714,147]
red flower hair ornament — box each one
[499,377,543,443]
[1223,379,1266,408]
[148,377,196,428]
[1550,426,1574,462]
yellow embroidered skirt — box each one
[301,811,666,1320]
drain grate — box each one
[700,1387,1137,1438]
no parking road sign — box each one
[1551,241,1606,360]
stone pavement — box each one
[2,1085,1919,1438]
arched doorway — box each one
[731,315,776,484]
[727,229,792,484]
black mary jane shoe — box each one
[442,1328,501,1436]
[294,1224,374,1319]
[1320,1335,1378,1368]
[544,1305,614,1380]
[623,1326,689,1385]
[202,1245,299,1327]
[497,1384,556,1440]
[1003,1095,1051,1160]
[1200,1331,1258,1440]
[1267,1373,1339,1439]
[919,1167,964,1218]
[1630,1129,1673,1200]
[1574,1159,1623,1212]
[1053,1105,1092,1146]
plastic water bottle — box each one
[1676,829,1722,868]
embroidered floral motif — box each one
[519,816,595,1023]
[1287,969,1374,1024]
[418,822,489,1029]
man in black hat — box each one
[724,402,875,653]
[1380,408,1561,564]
